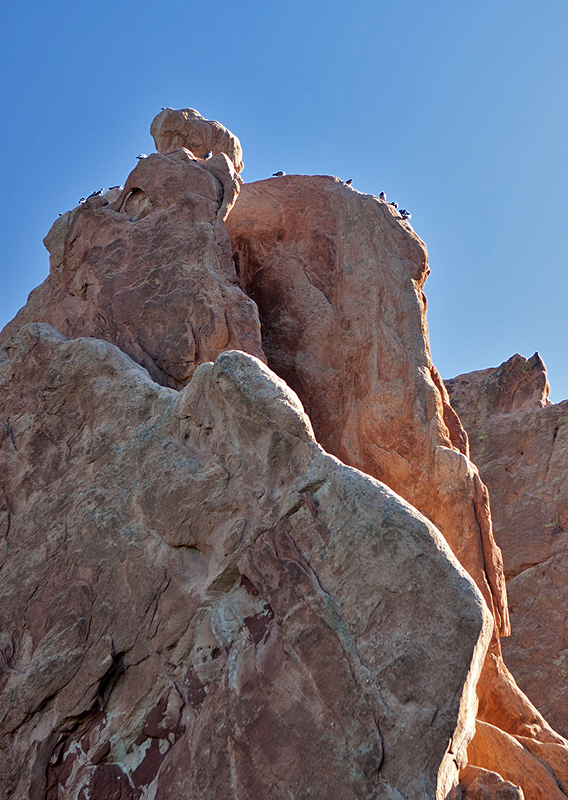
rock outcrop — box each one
[0,146,261,389]
[225,175,509,636]
[151,108,245,174]
[0,325,491,800]
[1,109,568,799]
[447,354,568,740]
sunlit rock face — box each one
[1,109,568,800]
[225,174,509,634]
[0,326,491,800]
[225,176,568,798]
[151,107,245,174]
[447,354,568,741]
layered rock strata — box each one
[0,325,491,800]
[447,354,568,740]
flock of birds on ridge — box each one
[76,154,411,222]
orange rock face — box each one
[447,354,568,740]
[226,175,508,635]
[226,177,568,798]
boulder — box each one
[151,107,244,173]
[460,765,524,800]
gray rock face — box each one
[0,324,491,800]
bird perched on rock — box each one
[345,179,352,185]
[400,209,411,220]
[109,185,123,190]
[379,191,386,201]
[88,189,104,197]
[272,171,286,177]
[137,154,147,160]
[79,198,86,204]
[389,201,398,209]
[201,151,212,159]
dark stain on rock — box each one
[86,764,133,800]
[130,738,166,791]
[240,574,260,596]
[184,665,207,708]
[244,604,275,646]
[142,699,168,738]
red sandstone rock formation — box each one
[1,108,568,799]
[0,326,491,799]
[0,148,262,388]
[447,354,568,741]
[151,107,245,174]
[225,176,568,798]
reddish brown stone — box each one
[460,765,524,799]
[0,326,491,799]
[447,354,568,739]
[2,110,568,800]
[1,148,263,389]
[226,175,508,636]
[150,107,244,173]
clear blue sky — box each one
[2,0,567,401]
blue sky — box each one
[2,0,567,401]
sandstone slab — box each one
[0,324,492,800]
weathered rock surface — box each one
[459,765,524,800]
[3,108,568,799]
[467,721,568,800]
[0,146,263,388]
[0,324,492,800]
[225,175,509,633]
[225,177,568,797]
[447,354,568,740]
[151,108,244,173]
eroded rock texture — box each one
[447,354,568,740]
[151,107,245,174]
[0,148,262,389]
[0,325,491,800]
[225,177,568,798]
[2,108,568,799]
[225,175,508,636]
